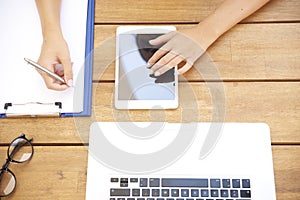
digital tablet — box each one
[115,26,178,109]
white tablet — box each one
[115,26,178,109]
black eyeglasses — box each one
[0,134,34,197]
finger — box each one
[148,31,176,46]
[147,45,171,66]
[153,55,184,76]
[150,52,177,75]
[54,63,64,77]
[60,58,73,86]
[41,74,69,91]
[178,61,193,75]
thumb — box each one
[149,31,176,46]
[61,58,73,86]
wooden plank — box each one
[0,118,84,144]
[93,23,300,81]
[93,82,300,143]
[0,145,299,199]
[273,146,300,199]
[95,0,300,23]
[1,82,298,144]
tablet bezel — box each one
[115,26,178,110]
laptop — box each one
[85,122,276,200]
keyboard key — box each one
[110,198,115,200]
[210,179,221,188]
[211,189,219,197]
[132,189,140,196]
[222,179,231,188]
[201,189,209,197]
[240,190,251,198]
[117,198,125,200]
[127,198,135,200]
[181,189,189,197]
[130,178,138,183]
[230,189,239,197]
[149,178,160,187]
[162,189,169,197]
[220,189,229,197]
[152,189,160,196]
[171,189,179,197]
[120,178,129,187]
[140,178,148,187]
[137,198,145,200]
[242,179,251,188]
[142,189,150,196]
[146,198,155,200]
[110,189,130,196]
[191,189,199,197]
[162,178,208,187]
[232,179,241,188]
[111,178,119,183]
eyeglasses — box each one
[0,134,34,197]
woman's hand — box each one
[147,25,214,76]
[37,32,72,91]
[147,0,271,76]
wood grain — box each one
[1,82,299,144]
[93,82,300,144]
[0,145,298,200]
[93,23,300,81]
[95,0,300,23]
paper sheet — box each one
[0,0,88,115]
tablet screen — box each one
[117,33,176,101]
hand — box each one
[147,26,213,76]
[37,33,72,91]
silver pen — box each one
[24,58,66,83]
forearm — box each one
[35,0,62,38]
[194,0,271,49]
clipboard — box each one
[0,0,94,118]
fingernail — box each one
[154,71,160,76]
[148,39,154,45]
[146,62,152,68]
[67,80,73,87]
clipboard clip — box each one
[4,102,62,118]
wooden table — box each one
[1,0,299,199]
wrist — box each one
[42,28,64,42]
[41,22,63,38]
[192,22,220,51]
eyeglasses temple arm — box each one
[0,159,10,180]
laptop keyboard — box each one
[109,178,251,200]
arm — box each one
[148,0,271,75]
[35,0,72,90]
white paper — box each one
[0,0,88,115]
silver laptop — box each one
[86,122,276,200]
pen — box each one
[24,58,66,83]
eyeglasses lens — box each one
[8,138,33,163]
[0,170,16,196]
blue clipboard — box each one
[0,0,94,118]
